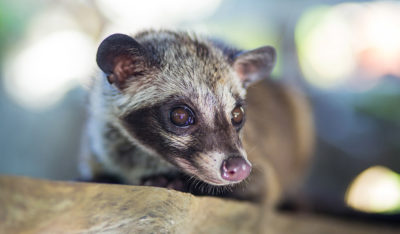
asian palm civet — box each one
[80,30,314,204]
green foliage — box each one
[355,84,400,126]
[0,1,38,60]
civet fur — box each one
[80,30,314,203]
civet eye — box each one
[231,105,244,125]
[170,106,195,127]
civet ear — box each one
[233,46,276,88]
[96,33,151,89]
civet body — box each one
[80,30,314,203]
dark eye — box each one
[170,106,195,127]
[231,105,244,125]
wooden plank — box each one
[0,176,399,234]
[0,176,259,233]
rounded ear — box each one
[233,46,276,88]
[96,33,151,89]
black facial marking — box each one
[123,105,166,153]
[187,106,243,156]
[122,98,200,165]
[159,97,200,136]
[122,94,245,170]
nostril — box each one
[221,157,252,182]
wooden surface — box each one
[0,176,260,234]
[0,176,399,234]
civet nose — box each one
[220,157,252,182]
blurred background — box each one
[0,0,399,221]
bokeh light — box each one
[355,2,400,78]
[345,166,400,213]
[4,30,95,110]
[1,0,225,111]
[296,1,400,90]
[296,5,356,89]
[95,0,222,33]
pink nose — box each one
[221,157,251,182]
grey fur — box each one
[80,30,276,194]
